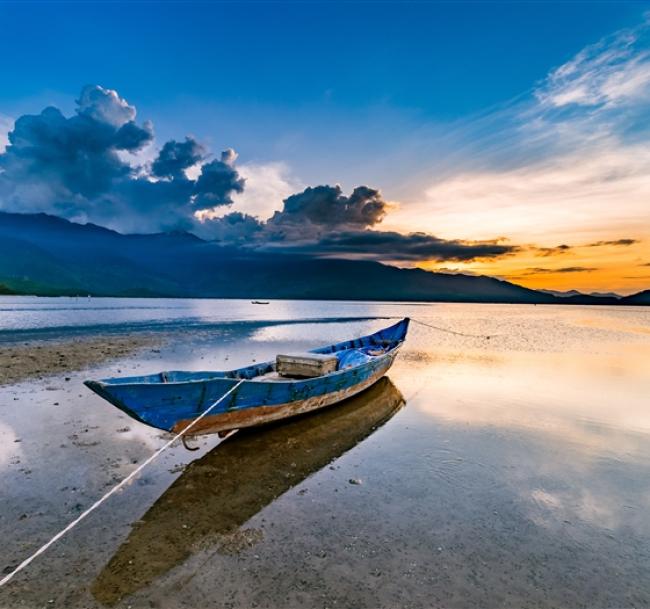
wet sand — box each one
[1,301,650,609]
[0,335,162,386]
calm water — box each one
[0,296,403,336]
[1,298,649,608]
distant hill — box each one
[0,211,646,304]
[590,291,622,299]
[539,289,584,298]
[622,289,650,305]
[540,288,623,301]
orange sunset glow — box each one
[420,238,650,294]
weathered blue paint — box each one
[84,318,409,434]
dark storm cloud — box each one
[193,150,245,210]
[266,230,519,261]
[208,184,393,245]
[152,137,205,179]
[0,85,245,232]
[183,182,392,242]
[269,185,388,230]
[1,86,523,265]
[0,102,150,200]
[197,184,518,263]
[113,120,155,152]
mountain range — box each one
[0,212,647,305]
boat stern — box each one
[375,317,410,344]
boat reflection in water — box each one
[92,377,405,605]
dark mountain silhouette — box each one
[0,212,645,304]
[622,289,650,305]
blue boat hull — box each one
[85,318,409,435]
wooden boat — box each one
[84,318,409,436]
[92,377,404,605]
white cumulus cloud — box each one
[0,114,13,153]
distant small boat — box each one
[251,300,269,304]
[84,318,409,436]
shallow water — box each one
[1,299,649,608]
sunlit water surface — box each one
[0,298,649,608]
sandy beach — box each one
[1,298,650,609]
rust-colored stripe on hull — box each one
[171,365,391,436]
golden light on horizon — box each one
[383,141,650,295]
[418,237,650,295]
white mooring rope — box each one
[410,317,494,340]
[0,379,245,588]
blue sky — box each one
[0,2,641,113]
[1,1,649,293]
[0,1,644,172]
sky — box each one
[0,0,649,294]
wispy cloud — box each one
[534,244,572,257]
[588,238,639,247]
[388,15,650,276]
[522,267,599,275]
[536,21,650,110]
[399,147,650,243]
[530,238,639,256]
